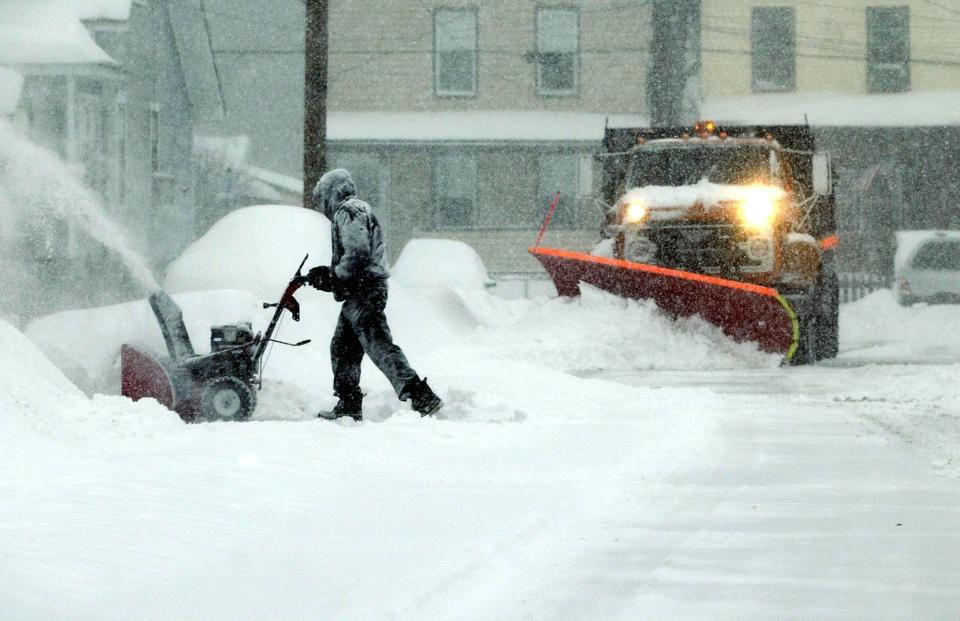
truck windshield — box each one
[627,144,773,187]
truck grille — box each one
[646,224,767,274]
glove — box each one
[305,266,333,292]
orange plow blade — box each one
[530,247,799,358]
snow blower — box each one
[121,255,313,422]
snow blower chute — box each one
[121,255,313,422]
[531,122,842,363]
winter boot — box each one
[400,377,443,417]
[318,391,362,421]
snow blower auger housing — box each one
[121,256,312,422]
[531,122,839,364]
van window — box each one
[911,240,960,270]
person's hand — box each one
[305,266,333,292]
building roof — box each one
[167,0,225,121]
[0,67,23,115]
[702,91,960,128]
[327,111,650,143]
[0,1,118,66]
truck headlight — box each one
[738,191,778,230]
[623,201,648,224]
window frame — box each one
[750,6,796,93]
[534,5,580,97]
[433,7,479,98]
[866,6,910,94]
[431,151,479,230]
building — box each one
[0,0,223,321]
[698,0,960,274]
[201,0,652,274]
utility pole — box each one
[303,0,328,207]
[648,0,701,127]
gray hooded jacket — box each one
[313,169,390,286]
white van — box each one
[895,230,960,306]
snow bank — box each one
[392,239,493,290]
[164,205,331,300]
[0,318,178,443]
[26,290,263,395]
[840,289,960,363]
[459,284,780,373]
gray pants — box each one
[331,281,417,398]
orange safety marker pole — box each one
[534,191,562,247]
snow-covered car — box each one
[895,230,960,306]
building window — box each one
[751,7,795,92]
[434,153,477,228]
[537,153,579,228]
[536,7,579,96]
[149,103,160,173]
[434,9,477,96]
[867,6,910,93]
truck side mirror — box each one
[813,152,832,196]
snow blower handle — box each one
[254,254,310,364]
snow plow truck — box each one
[530,122,839,364]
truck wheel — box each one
[815,273,840,360]
[791,316,818,366]
[199,376,256,422]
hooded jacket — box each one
[313,169,390,289]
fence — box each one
[838,272,889,304]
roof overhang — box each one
[703,92,960,128]
[5,62,123,81]
[327,111,649,144]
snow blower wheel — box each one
[200,377,256,422]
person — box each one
[306,168,443,421]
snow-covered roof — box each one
[167,0,224,121]
[0,0,118,66]
[702,92,960,128]
[327,111,649,143]
[74,0,133,22]
[0,67,24,115]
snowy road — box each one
[5,285,960,620]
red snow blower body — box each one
[531,123,840,364]
[121,256,312,422]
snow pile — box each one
[840,289,960,363]
[459,284,780,373]
[0,318,178,443]
[392,239,493,290]
[164,205,331,299]
[620,180,784,220]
